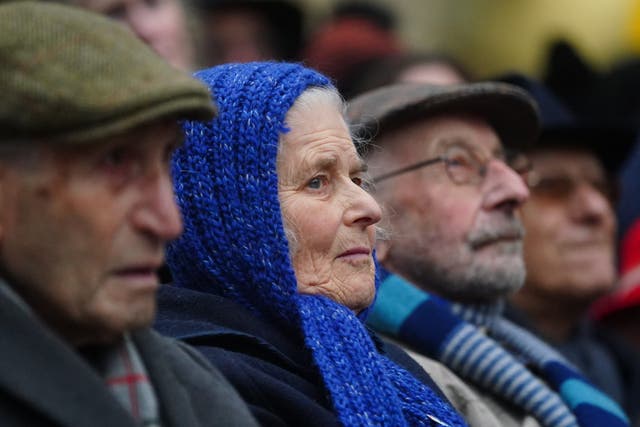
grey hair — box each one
[285,86,345,125]
[278,85,370,173]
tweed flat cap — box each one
[0,1,216,144]
[347,82,539,152]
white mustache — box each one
[467,220,525,249]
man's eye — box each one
[446,153,474,169]
[100,147,137,182]
[352,176,363,186]
[103,148,127,168]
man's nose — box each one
[131,170,183,242]
[482,159,530,212]
[569,181,615,227]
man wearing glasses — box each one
[348,82,630,427]
[498,75,640,427]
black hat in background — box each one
[495,73,637,173]
[196,0,303,61]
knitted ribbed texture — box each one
[368,273,630,427]
[167,62,467,426]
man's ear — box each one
[375,239,391,263]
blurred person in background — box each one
[349,81,631,427]
[497,74,640,426]
[346,51,472,99]
[593,139,640,356]
[61,0,196,70]
[303,1,404,99]
[195,0,303,66]
[0,3,257,426]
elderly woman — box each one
[155,62,466,426]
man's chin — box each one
[459,259,526,301]
[91,304,156,345]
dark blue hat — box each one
[496,73,636,173]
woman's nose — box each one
[344,182,382,228]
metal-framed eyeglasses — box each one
[371,142,533,186]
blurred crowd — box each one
[2,0,640,426]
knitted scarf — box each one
[167,62,466,427]
[368,272,630,427]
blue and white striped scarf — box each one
[368,273,630,427]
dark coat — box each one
[155,284,448,427]
[0,289,258,427]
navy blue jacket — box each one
[155,285,448,427]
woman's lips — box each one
[337,247,371,259]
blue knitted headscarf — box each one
[168,62,467,427]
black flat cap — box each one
[347,82,540,153]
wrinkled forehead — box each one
[370,112,503,161]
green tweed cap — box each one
[0,1,216,144]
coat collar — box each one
[0,291,137,427]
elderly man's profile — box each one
[0,3,256,426]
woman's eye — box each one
[307,176,327,190]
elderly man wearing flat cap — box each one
[348,82,630,427]
[0,3,256,427]
[496,74,640,427]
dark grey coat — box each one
[0,290,258,427]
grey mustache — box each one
[468,221,525,249]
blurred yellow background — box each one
[301,0,640,78]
